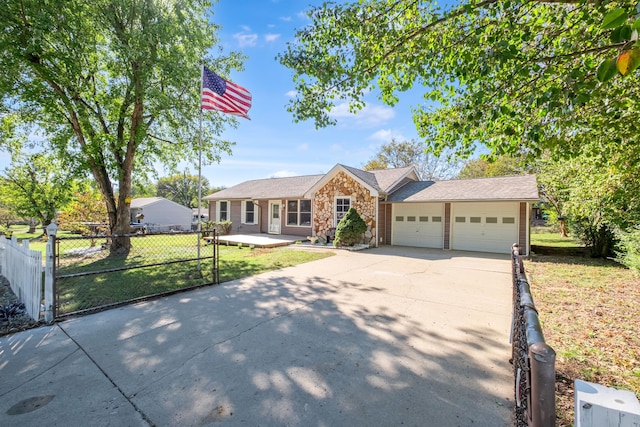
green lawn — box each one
[525,227,640,427]
[531,226,582,248]
[51,234,334,315]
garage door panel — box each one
[393,203,443,248]
[451,203,518,254]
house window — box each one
[335,197,351,224]
[419,216,429,222]
[286,199,312,226]
[486,217,498,224]
[218,201,228,221]
[242,200,256,224]
[470,217,481,223]
[503,217,515,224]
[396,216,404,222]
[432,216,442,222]
[455,217,466,223]
[407,216,416,222]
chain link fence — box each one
[511,244,556,427]
[52,231,218,317]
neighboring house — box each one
[130,197,192,232]
[192,208,209,224]
[203,164,539,255]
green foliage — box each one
[615,226,640,275]
[279,0,640,165]
[333,208,367,247]
[570,221,616,258]
[57,190,108,234]
[157,171,210,209]
[457,155,527,179]
[0,153,76,228]
[202,220,232,236]
[0,0,244,246]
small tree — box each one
[333,208,367,247]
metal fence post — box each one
[529,342,556,427]
[511,244,556,427]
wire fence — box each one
[511,244,556,427]
[53,231,218,317]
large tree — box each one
[279,1,640,162]
[363,138,460,179]
[156,171,210,209]
[0,0,242,254]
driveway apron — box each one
[0,246,514,426]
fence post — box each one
[44,223,58,323]
[512,244,557,427]
[529,342,557,427]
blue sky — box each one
[201,0,428,188]
[0,0,430,189]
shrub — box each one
[616,226,640,276]
[333,207,367,247]
[202,221,232,236]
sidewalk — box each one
[0,247,514,426]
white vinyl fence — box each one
[0,235,43,320]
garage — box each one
[450,202,519,254]
[392,203,443,248]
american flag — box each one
[201,66,252,119]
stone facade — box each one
[313,171,377,245]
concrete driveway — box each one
[0,246,515,426]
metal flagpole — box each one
[197,64,204,270]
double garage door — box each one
[392,202,519,254]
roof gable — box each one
[130,197,191,211]
[387,175,539,202]
[304,164,419,198]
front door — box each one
[269,201,281,234]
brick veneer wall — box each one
[313,172,377,245]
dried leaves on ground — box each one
[0,275,43,337]
[525,252,640,427]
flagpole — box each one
[197,64,204,271]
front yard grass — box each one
[525,228,640,426]
[48,234,334,314]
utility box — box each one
[575,379,640,427]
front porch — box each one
[216,233,308,248]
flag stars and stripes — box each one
[201,66,252,119]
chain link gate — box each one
[50,230,219,318]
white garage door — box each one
[393,203,443,248]
[451,202,518,254]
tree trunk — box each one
[559,219,568,238]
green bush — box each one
[616,226,640,276]
[570,219,616,258]
[202,221,232,236]
[333,207,367,247]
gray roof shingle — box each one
[340,164,415,193]
[387,175,539,202]
[204,174,324,200]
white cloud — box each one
[297,143,309,151]
[265,33,281,42]
[330,144,342,152]
[280,16,292,22]
[369,129,405,142]
[285,90,297,98]
[270,170,299,178]
[328,102,395,127]
[233,31,258,47]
